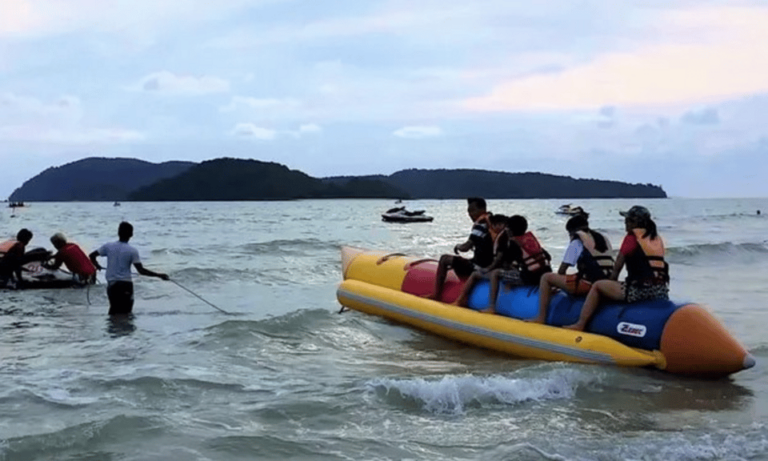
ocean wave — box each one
[572,424,768,461]
[666,242,768,265]
[203,309,335,340]
[367,368,595,414]
[0,415,161,460]
[236,238,341,256]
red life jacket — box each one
[511,232,550,273]
[58,243,96,276]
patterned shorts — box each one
[497,268,522,286]
[622,281,669,303]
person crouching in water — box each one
[530,213,613,324]
[46,233,97,284]
[564,206,669,331]
[0,228,33,288]
[428,197,495,301]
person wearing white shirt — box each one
[89,221,169,315]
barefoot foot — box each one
[562,323,585,331]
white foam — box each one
[368,368,594,414]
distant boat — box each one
[382,206,434,223]
[8,201,25,208]
[113,201,121,207]
[555,204,585,216]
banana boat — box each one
[336,247,755,377]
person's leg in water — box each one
[452,271,483,307]
[107,281,135,316]
[530,272,568,324]
[563,279,623,331]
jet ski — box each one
[555,204,585,216]
[381,206,434,223]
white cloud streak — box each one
[393,125,443,139]
[134,71,230,95]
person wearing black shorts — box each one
[90,222,169,315]
[428,197,494,300]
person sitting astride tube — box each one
[428,197,495,300]
[564,206,669,331]
[530,213,613,324]
[507,215,552,287]
[452,214,516,310]
[0,228,33,288]
[46,233,97,284]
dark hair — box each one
[489,214,507,225]
[641,217,659,239]
[507,215,528,236]
[566,214,589,233]
[467,197,487,211]
[566,214,609,252]
[118,221,133,239]
[17,228,32,243]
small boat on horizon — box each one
[555,204,585,216]
[381,206,434,223]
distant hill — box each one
[129,158,408,201]
[9,157,666,202]
[324,169,667,199]
[9,157,194,201]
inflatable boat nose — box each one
[341,246,365,279]
[743,353,756,370]
[660,304,753,377]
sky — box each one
[2,0,768,198]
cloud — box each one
[393,125,443,139]
[220,96,300,112]
[230,122,322,139]
[681,107,720,125]
[297,123,322,135]
[230,123,278,140]
[0,92,142,144]
[0,93,82,123]
[134,71,230,95]
[0,0,275,40]
[0,126,144,144]
[465,6,768,112]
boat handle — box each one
[376,253,408,265]
[403,258,439,270]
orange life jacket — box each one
[0,239,17,255]
[511,232,550,273]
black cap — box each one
[619,205,651,221]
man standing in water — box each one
[89,222,169,315]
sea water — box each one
[1,198,767,461]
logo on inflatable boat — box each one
[617,322,647,338]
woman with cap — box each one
[530,212,614,324]
[564,205,669,331]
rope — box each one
[169,279,230,315]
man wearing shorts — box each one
[428,197,494,300]
[89,222,169,315]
